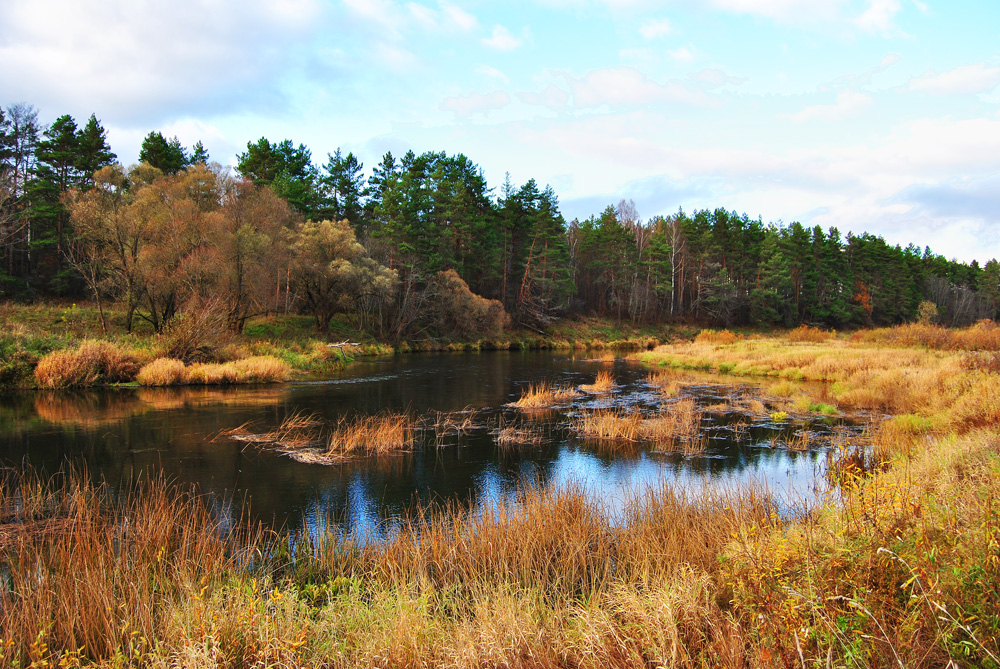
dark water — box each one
[0,351,854,534]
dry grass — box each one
[695,329,741,345]
[326,412,415,457]
[136,356,291,386]
[580,370,615,394]
[851,319,1000,351]
[136,357,187,386]
[511,381,581,409]
[493,425,547,447]
[512,381,554,408]
[571,400,704,453]
[785,324,833,342]
[34,340,140,388]
[0,472,240,665]
[230,356,291,383]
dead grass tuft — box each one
[580,370,615,394]
[34,340,140,388]
[136,358,187,386]
[327,412,415,457]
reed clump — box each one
[580,370,615,393]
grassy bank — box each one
[2,324,999,666]
[0,303,675,388]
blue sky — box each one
[2,0,999,262]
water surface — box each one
[0,351,853,534]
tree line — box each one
[1,101,997,340]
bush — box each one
[425,269,510,339]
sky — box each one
[2,0,999,263]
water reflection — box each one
[0,352,855,535]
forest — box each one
[2,101,997,341]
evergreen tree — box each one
[139,131,187,175]
[190,140,209,165]
[236,137,319,216]
[75,114,116,185]
[320,148,365,225]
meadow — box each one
[1,322,999,667]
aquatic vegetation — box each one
[511,380,581,409]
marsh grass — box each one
[580,370,615,394]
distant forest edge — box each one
[1,102,996,341]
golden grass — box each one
[694,328,741,345]
[34,340,140,388]
[571,400,704,453]
[580,370,615,394]
[136,356,291,386]
[135,357,187,386]
[511,381,581,409]
[851,319,1000,351]
[326,412,415,457]
[785,324,833,342]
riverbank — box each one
[2,325,998,666]
[0,302,681,388]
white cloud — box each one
[639,18,671,40]
[909,63,1000,95]
[441,3,478,30]
[855,0,902,34]
[689,68,747,89]
[787,90,872,122]
[705,0,846,24]
[440,90,511,116]
[668,47,695,62]
[476,65,510,84]
[567,67,710,108]
[0,0,320,124]
[482,25,522,51]
[517,84,571,112]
